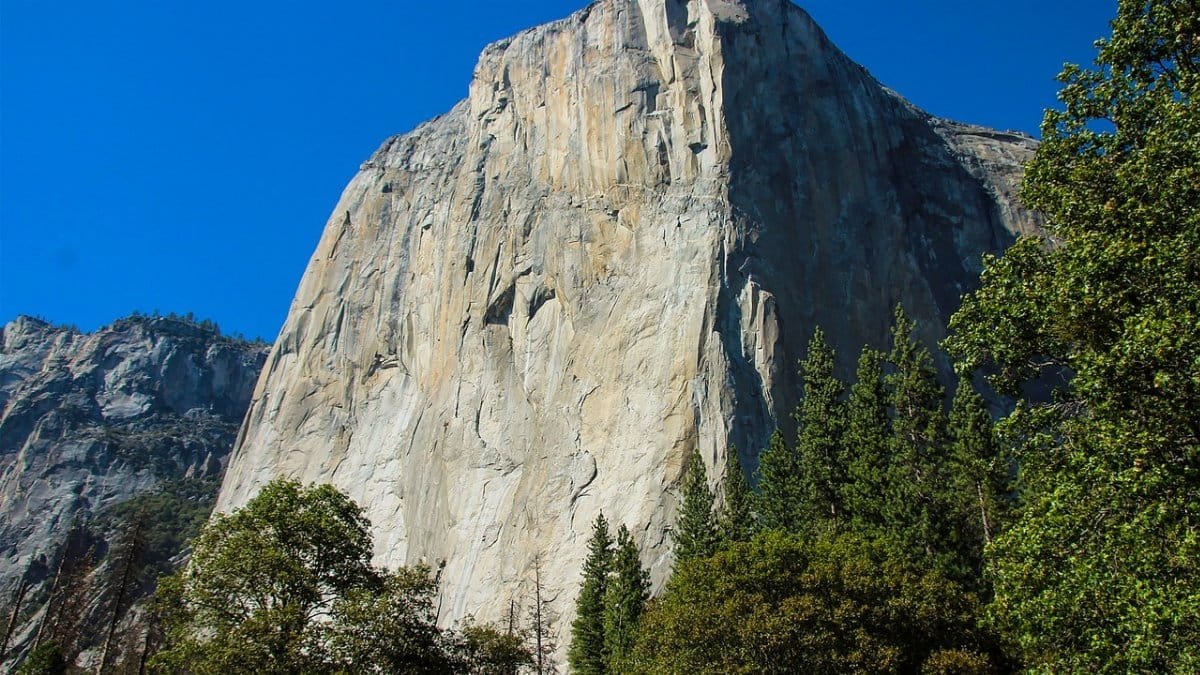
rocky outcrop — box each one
[217,0,1039,649]
[0,315,267,662]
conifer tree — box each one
[717,447,756,545]
[568,514,614,674]
[794,328,847,526]
[946,380,1008,572]
[885,305,950,557]
[673,448,719,566]
[602,526,649,671]
[755,430,802,532]
[841,346,890,531]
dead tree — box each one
[97,510,147,674]
[526,556,558,674]
[1,562,34,662]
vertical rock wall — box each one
[217,0,1038,646]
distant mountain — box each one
[0,314,267,668]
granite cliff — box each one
[0,315,267,665]
[217,0,1039,648]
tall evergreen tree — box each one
[885,305,950,558]
[602,526,649,671]
[794,328,847,526]
[568,514,614,674]
[947,3,1200,666]
[841,346,890,531]
[673,448,719,567]
[946,379,1008,571]
[755,430,802,532]
[717,447,756,545]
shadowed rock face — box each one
[217,0,1038,645]
[0,316,267,618]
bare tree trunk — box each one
[977,481,993,545]
[1,569,31,662]
[534,563,544,675]
[98,513,145,674]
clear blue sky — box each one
[0,0,1116,341]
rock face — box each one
[0,315,267,656]
[217,0,1038,647]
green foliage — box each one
[627,531,995,674]
[793,328,848,526]
[569,514,614,674]
[321,567,453,673]
[98,478,220,587]
[151,480,380,673]
[841,347,890,531]
[754,430,802,532]
[717,448,757,545]
[884,305,951,559]
[455,620,534,674]
[946,380,1010,573]
[602,526,649,671]
[945,0,1200,670]
[15,642,67,675]
[673,449,719,566]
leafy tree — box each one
[841,346,890,531]
[568,514,613,674]
[794,328,848,527]
[946,380,1009,573]
[673,448,719,565]
[946,0,1200,670]
[754,430,802,532]
[627,531,997,674]
[152,480,380,673]
[717,447,757,545]
[321,566,454,673]
[14,642,66,675]
[885,305,951,559]
[454,619,533,674]
[602,526,648,671]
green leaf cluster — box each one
[945,0,1200,669]
[628,531,996,674]
[569,515,649,674]
[672,449,719,565]
[752,310,1006,579]
[150,479,529,673]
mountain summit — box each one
[217,0,1038,642]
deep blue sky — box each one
[1,0,1116,341]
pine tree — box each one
[841,346,890,531]
[602,526,648,671]
[946,380,1009,573]
[673,449,718,567]
[717,447,756,545]
[568,514,613,674]
[794,328,847,526]
[755,430,802,532]
[885,305,950,558]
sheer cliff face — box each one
[218,0,1037,632]
[0,317,266,596]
